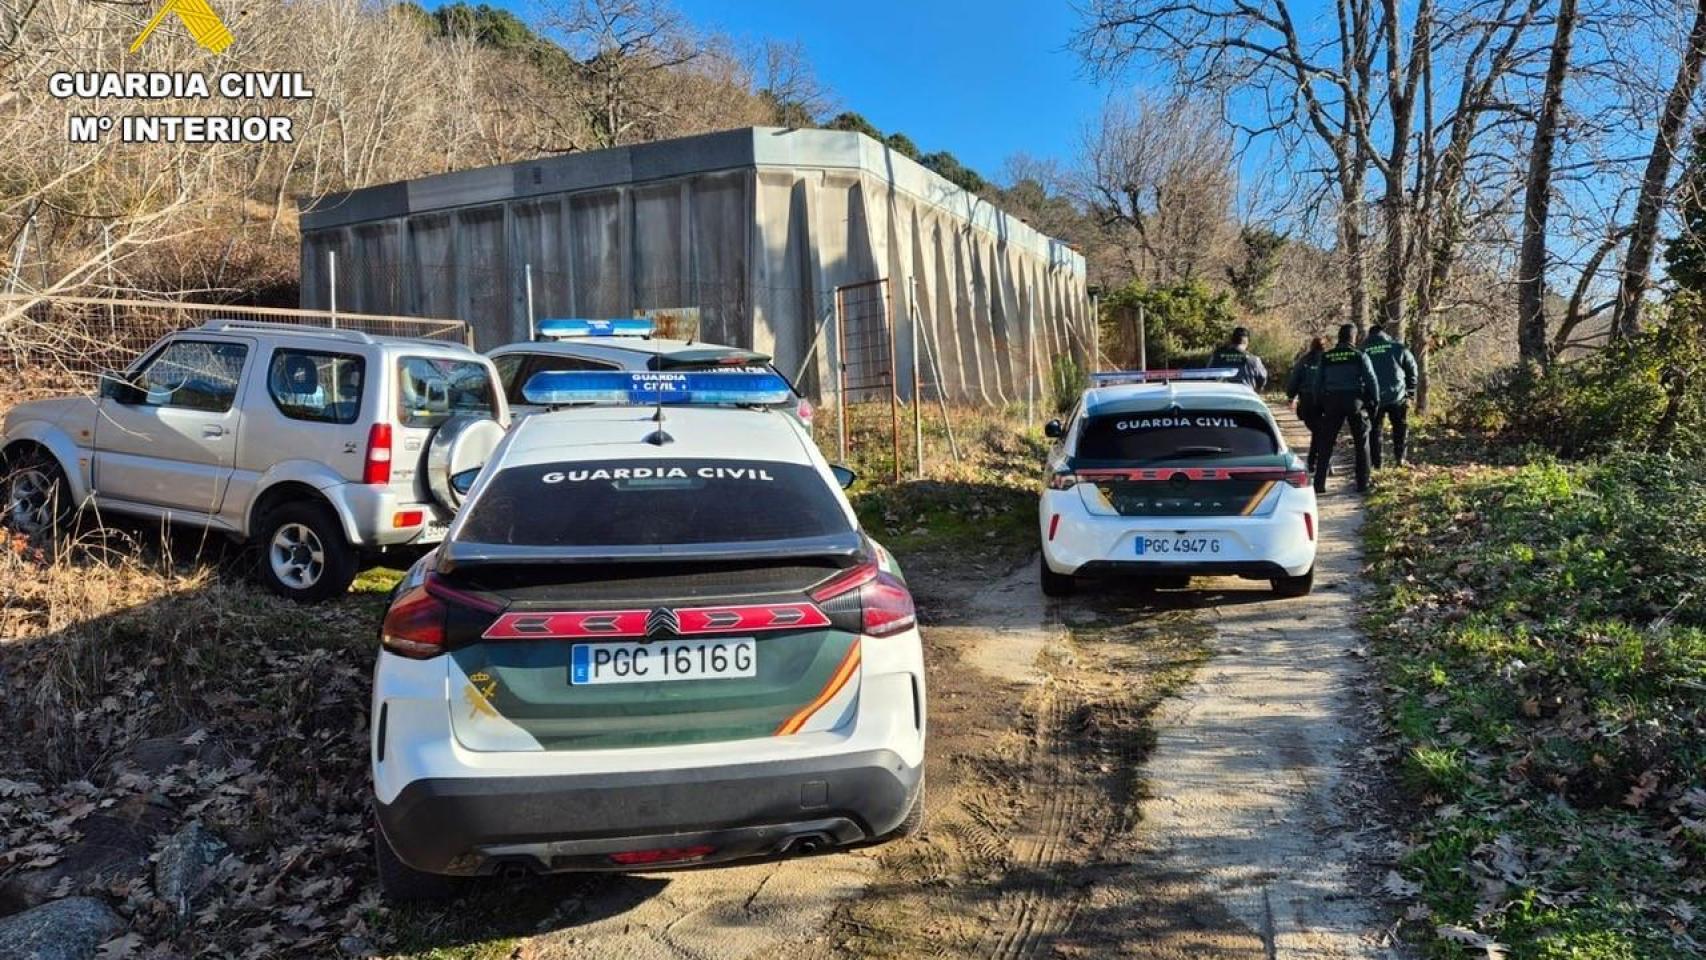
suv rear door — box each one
[1069,408,1291,516]
[92,335,253,515]
[391,354,502,509]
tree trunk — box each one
[1611,0,1706,338]
[1376,0,1429,339]
[1517,0,1578,369]
[1342,174,1370,337]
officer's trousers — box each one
[1297,395,1322,470]
[1370,402,1409,469]
[1311,395,1370,493]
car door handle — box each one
[202,425,225,438]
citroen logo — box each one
[645,607,680,638]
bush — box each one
[1454,296,1706,459]
[1048,354,1088,413]
[1098,279,1292,388]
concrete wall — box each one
[300,127,1091,405]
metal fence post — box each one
[327,250,338,329]
[910,278,923,479]
[1026,306,1036,423]
[1137,302,1148,369]
[885,279,900,483]
[1090,293,1101,371]
[524,263,536,341]
[834,286,847,463]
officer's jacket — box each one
[1313,342,1378,405]
[1362,329,1419,406]
[1286,350,1324,399]
[1207,346,1268,390]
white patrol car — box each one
[488,318,813,430]
[370,370,925,901]
[1038,369,1317,598]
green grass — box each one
[1364,457,1706,958]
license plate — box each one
[418,520,450,543]
[570,638,757,685]
[1134,535,1223,557]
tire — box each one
[1040,555,1075,597]
[374,824,463,903]
[880,776,926,841]
[255,500,359,602]
[1271,566,1315,598]
[3,449,72,539]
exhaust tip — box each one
[496,860,532,881]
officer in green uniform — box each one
[1310,324,1378,494]
[1206,326,1268,391]
[1360,322,1420,469]
[1285,336,1327,474]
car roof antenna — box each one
[643,399,673,445]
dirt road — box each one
[496,405,1396,960]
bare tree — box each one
[1076,0,1383,332]
[541,0,706,149]
[1517,0,1579,369]
[753,39,833,127]
[1071,95,1238,285]
[1610,0,1706,337]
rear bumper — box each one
[1073,559,1293,580]
[325,482,449,547]
[375,749,921,875]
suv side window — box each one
[268,349,365,424]
[397,356,497,428]
[505,352,620,404]
[132,340,248,413]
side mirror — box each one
[829,464,857,490]
[98,370,143,405]
[1044,419,1064,439]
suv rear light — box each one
[380,583,444,658]
[1284,467,1310,488]
[811,559,916,638]
[796,398,814,427]
[363,423,393,485]
[1046,470,1078,490]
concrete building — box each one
[299,126,1092,405]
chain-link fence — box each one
[0,294,468,401]
[833,279,900,479]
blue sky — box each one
[673,0,1108,178]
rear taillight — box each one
[1284,467,1310,488]
[381,583,445,658]
[796,398,814,427]
[363,423,393,485]
[1304,512,1316,541]
[380,573,501,659]
[811,559,917,638]
[1048,514,1061,541]
[1046,470,1078,490]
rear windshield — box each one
[458,458,851,547]
[397,356,496,427]
[1074,409,1278,462]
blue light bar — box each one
[537,318,656,339]
[1091,368,1244,386]
[521,371,793,407]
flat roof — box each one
[299,126,1084,275]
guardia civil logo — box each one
[130,0,235,55]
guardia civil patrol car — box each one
[1038,369,1317,597]
[370,370,924,901]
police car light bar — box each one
[537,318,656,339]
[521,370,793,407]
[1091,368,1242,386]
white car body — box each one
[1038,380,1317,594]
[371,402,923,889]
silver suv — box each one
[1,321,507,601]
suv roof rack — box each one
[198,319,378,344]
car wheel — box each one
[374,824,463,903]
[882,776,927,840]
[1040,555,1075,597]
[3,450,72,539]
[1271,566,1315,598]
[256,501,358,602]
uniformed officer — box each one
[1360,322,1420,469]
[1206,326,1268,391]
[1310,324,1378,494]
[1285,336,1327,474]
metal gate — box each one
[833,279,900,480]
